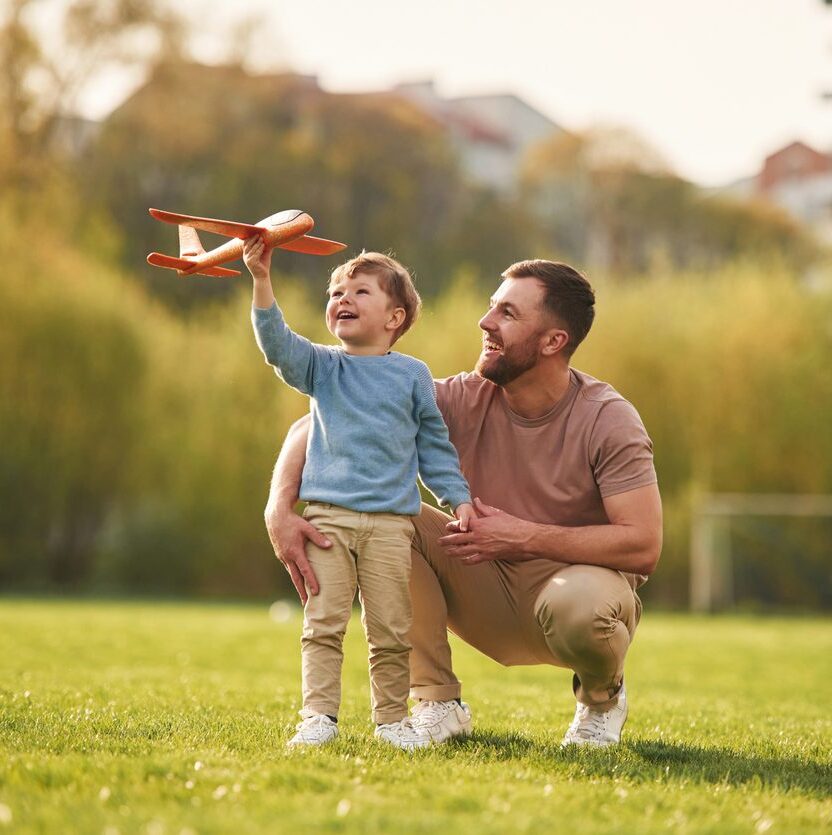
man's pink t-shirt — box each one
[434,369,658,586]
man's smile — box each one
[482,337,503,355]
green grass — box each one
[1,601,830,834]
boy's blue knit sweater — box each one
[252,302,471,515]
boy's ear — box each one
[386,307,406,331]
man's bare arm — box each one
[440,484,663,576]
[265,414,331,603]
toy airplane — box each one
[146,208,347,277]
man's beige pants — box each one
[301,502,415,724]
[408,503,642,708]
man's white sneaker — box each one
[411,699,473,743]
[374,718,432,751]
[561,685,628,748]
[287,713,339,747]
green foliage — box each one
[522,129,817,276]
[1,602,830,833]
[81,61,538,307]
[577,263,832,607]
[1,179,831,606]
[0,0,184,183]
[0,199,146,587]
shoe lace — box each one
[298,714,331,735]
[398,718,423,738]
[378,718,423,739]
[412,700,449,727]
[573,706,607,740]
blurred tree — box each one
[521,127,816,275]
[84,62,535,305]
[437,186,543,281]
[0,210,148,588]
[0,0,185,185]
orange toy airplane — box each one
[146,208,347,277]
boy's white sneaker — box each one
[411,699,473,743]
[374,718,432,750]
[561,685,628,747]
[287,713,339,748]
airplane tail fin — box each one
[179,224,206,258]
[146,252,241,277]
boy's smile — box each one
[326,271,405,355]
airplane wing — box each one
[277,235,347,256]
[147,252,241,277]
[149,208,263,239]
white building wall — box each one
[770,173,832,243]
[450,95,560,152]
[394,83,562,192]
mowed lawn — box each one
[1,600,830,834]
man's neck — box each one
[501,362,572,420]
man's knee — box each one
[534,565,637,657]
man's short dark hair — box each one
[502,260,595,357]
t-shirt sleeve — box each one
[589,399,657,498]
[433,374,461,430]
[251,302,335,395]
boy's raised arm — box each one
[244,235,277,310]
[244,236,333,395]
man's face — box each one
[475,278,553,386]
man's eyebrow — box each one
[490,298,519,314]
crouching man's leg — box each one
[533,564,641,747]
[408,503,535,741]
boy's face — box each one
[326,271,405,352]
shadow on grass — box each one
[456,732,832,798]
[625,740,832,798]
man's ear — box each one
[386,307,406,331]
[540,328,569,356]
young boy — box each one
[244,236,474,750]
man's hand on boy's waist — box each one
[264,501,331,604]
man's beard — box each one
[475,333,540,387]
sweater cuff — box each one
[447,491,472,512]
[252,301,279,316]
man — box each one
[267,259,662,747]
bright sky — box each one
[78,0,832,186]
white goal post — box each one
[689,493,832,611]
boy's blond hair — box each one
[329,252,422,342]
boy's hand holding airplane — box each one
[243,234,273,281]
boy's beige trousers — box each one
[408,503,642,708]
[301,502,415,724]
